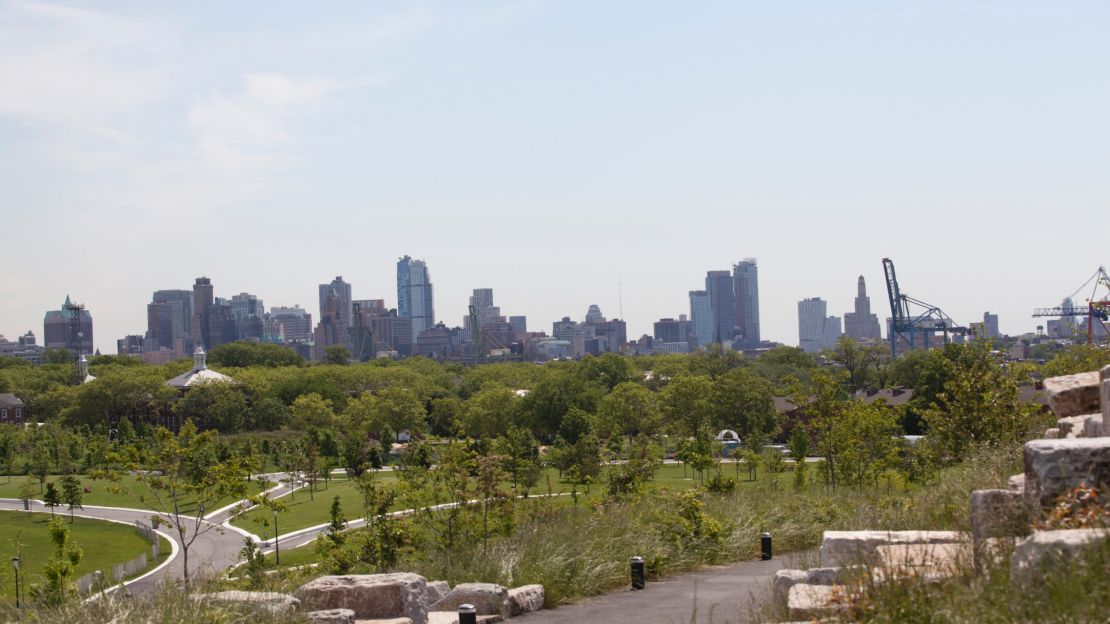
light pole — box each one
[273,510,280,565]
[11,557,20,608]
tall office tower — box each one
[319,276,353,329]
[843,276,882,341]
[654,315,692,344]
[824,315,843,351]
[584,304,605,324]
[43,296,94,355]
[733,259,761,348]
[209,297,239,346]
[582,305,625,353]
[798,299,842,352]
[229,293,265,323]
[705,270,736,344]
[396,256,435,341]
[267,306,313,342]
[509,316,527,335]
[798,297,829,353]
[467,288,502,329]
[689,290,715,348]
[980,312,1000,340]
[552,317,580,342]
[147,289,193,354]
[314,288,352,359]
[190,277,215,347]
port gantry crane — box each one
[882,258,969,358]
[1032,266,1110,345]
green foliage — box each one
[460,384,521,439]
[36,516,83,605]
[322,345,351,365]
[594,381,661,442]
[1042,344,1110,377]
[239,537,270,588]
[290,393,338,430]
[828,401,901,488]
[43,482,61,516]
[172,381,249,432]
[712,367,778,442]
[922,341,1041,462]
[659,374,714,436]
[207,341,304,368]
[59,475,82,520]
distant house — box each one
[166,346,233,390]
[855,387,914,408]
[0,394,26,425]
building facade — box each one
[733,259,760,348]
[397,256,435,342]
[798,297,841,353]
[705,270,736,344]
[43,296,94,355]
[843,276,882,341]
[689,290,714,348]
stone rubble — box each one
[770,366,1110,622]
[429,582,510,616]
[296,574,430,624]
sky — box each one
[2,0,1109,353]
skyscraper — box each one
[396,257,435,341]
[733,259,760,348]
[43,296,93,355]
[318,277,352,329]
[705,270,736,344]
[191,277,214,348]
[689,290,714,348]
[147,289,193,355]
[798,297,840,353]
[843,276,882,341]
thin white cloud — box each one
[0,1,173,122]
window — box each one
[0,409,6,420]
[14,408,20,420]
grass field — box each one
[0,510,171,601]
[0,474,267,515]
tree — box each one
[60,474,83,522]
[38,517,82,605]
[30,438,51,493]
[688,344,745,380]
[18,479,36,512]
[659,375,715,436]
[787,426,810,489]
[354,477,407,572]
[323,345,351,365]
[172,381,249,433]
[460,384,521,439]
[1042,344,1110,377]
[712,367,778,443]
[0,425,17,482]
[806,370,851,487]
[291,393,338,430]
[923,341,1040,462]
[826,401,900,488]
[596,382,661,444]
[129,421,259,588]
[43,482,61,517]
[828,336,888,392]
[520,370,605,440]
[494,427,542,494]
[208,341,304,368]
[576,353,636,391]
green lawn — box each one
[232,472,400,535]
[0,474,267,515]
[0,510,171,601]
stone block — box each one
[1044,428,1060,440]
[820,530,963,567]
[1085,414,1105,438]
[200,591,300,616]
[875,542,970,575]
[1045,371,1101,419]
[356,619,413,624]
[1011,529,1109,583]
[426,613,503,624]
[1102,377,1110,435]
[296,574,428,624]
[773,567,853,605]
[306,608,356,624]
[969,489,1030,541]
[506,584,544,616]
[423,581,450,607]
[786,584,848,620]
[429,583,509,617]
[1007,474,1025,493]
[1023,438,1110,508]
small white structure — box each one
[716,430,740,443]
[78,354,96,384]
[166,346,233,389]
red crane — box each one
[1032,266,1110,345]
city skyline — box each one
[2,2,1108,351]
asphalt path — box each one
[515,551,814,624]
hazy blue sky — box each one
[2,1,1109,353]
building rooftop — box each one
[0,394,24,408]
[166,347,233,388]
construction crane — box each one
[1032,266,1110,345]
[882,258,969,358]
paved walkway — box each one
[515,551,813,624]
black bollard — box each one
[631,555,645,590]
[761,532,773,561]
[458,603,477,624]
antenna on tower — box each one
[618,274,624,320]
